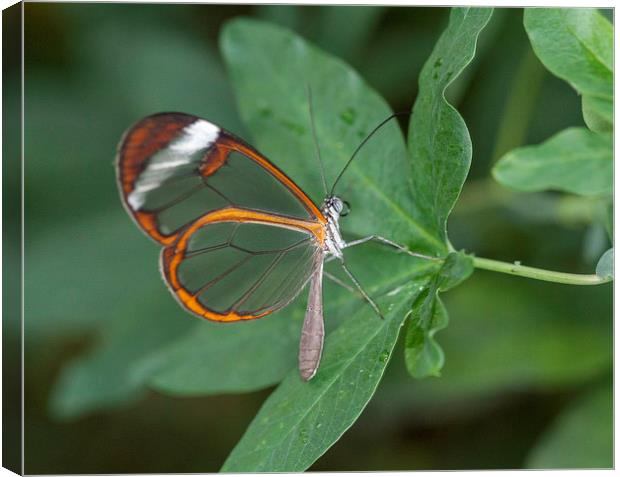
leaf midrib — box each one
[566,20,613,76]
[346,164,445,250]
[223,290,417,469]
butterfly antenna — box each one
[307,85,329,196]
[330,111,412,195]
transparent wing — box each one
[116,113,324,245]
[161,218,323,321]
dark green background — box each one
[16,4,611,472]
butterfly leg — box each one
[325,268,382,316]
[324,271,356,293]
[339,260,384,320]
[343,235,437,261]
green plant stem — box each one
[472,256,611,285]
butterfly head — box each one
[322,196,350,220]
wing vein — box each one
[191,254,254,298]
[231,251,287,311]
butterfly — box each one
[116,109,425,380]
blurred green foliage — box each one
[19,4,612,473]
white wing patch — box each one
[169,119,220,154]
[127,120,220,211]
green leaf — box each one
[137,310,303,396]
[526,384,612,468]
[221,281,423,472]
[582,95,613,133]
[123,9,447,395]
[408,7,494,245]
[437,250,475,291]
[402,6,492,378]
[405,290,448,378]
[221,17,444,254]
[595,248,613,279]
[493,127,612,197]
[217,15,490,470]
[524,8,612,101]
[133,8,490,402]
[405,251,473,378]
[524,8,613,133]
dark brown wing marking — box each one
[116,113,325,246]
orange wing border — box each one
[115,113,326,246]
[160,207,326,322]
[115,113,196,245]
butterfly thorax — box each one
[321,196,347,259]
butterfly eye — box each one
[340,200,351,217]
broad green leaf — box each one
[524,8,612,101]
[221,281,423,472]
[493,127,612,197]
[129,16,449,400]
[404,5,490,378]
[408,7,494,245]
[405,251,473,378]
[524,8,613,134]
[526,384,612,468]
[134,247,436,395]
[218,15,490,470]
[221,17,444,253]
[595,248,613,279]
[137,7,489,401]
[137,310,303,396]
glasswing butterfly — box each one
[116,107,427,381]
